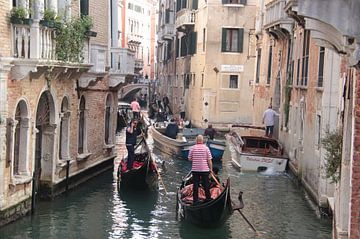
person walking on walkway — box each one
[262,105,279,138]
[125,119,141,171]
[188,135,213,204]
[131,97,141,119]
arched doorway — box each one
[34,91,56,199]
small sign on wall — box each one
[221,65,244,72]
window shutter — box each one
[176,38,180,57]
[192,0,198,10]
[165,9,170,23]
[80,0,89,16]
[176,0,181,12]
[240,0,247,5]
[181,36,187,56]
[222,0,227,4]
[238,28,244,53]
[221,28,227,52]
[189,32,197,54]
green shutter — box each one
[222,0,227,4]
[240,0,247,5]
[238,28,244,53]
[189,32,197,55]
[221,28,227,52]
[192,0,198,10]
[176,38,180,57]
[80,0,89,16]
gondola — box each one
[176,173,238,227]
[117,137,158,190]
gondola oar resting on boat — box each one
[141,131,168,194]
[117,137,158,190]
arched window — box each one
[13,100,29,176]
[78,96,86,154]
[105,94,112,144]
[59,97,70,160]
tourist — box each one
[204,124,217,140]
[165,118,179,139]
[188,135,213,204]
[130,97,141,119]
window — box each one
[318,47,325,87]
[203,28,206,52]
[13,100,29,176]
[221,28,244,53]
[59,97,70,160]
[286,38,294,85]
[78,96,86,154]
[80,0,89,16]
[222,0,247,4]
[105,95,112,144]
[229,75,238,88]
[267,46,272,84]
[201,73,204,87]
[301,30,310,86]
[255,48,261,83]
[316,115,321,149]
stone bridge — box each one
[118,83,149,102]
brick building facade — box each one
[0,0,127,226]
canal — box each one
[0,132,332,239]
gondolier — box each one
[125,119,141,171]
[188,135,213,204]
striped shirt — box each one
[188,143,212,172]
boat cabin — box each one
[241,136,283,157]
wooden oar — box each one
[141,133,168,194]
[210,172,258,234]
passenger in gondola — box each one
[188,135,213,204]
[165,118,179,139]
[125,119,141,171]
[204,124,217,140]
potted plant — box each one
[82,15,97,37]
[10,7,26,24]
[40,8,56,27]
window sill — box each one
[223,3,245,7]
[316,87,324,92]
[57,159,75,167]
[221,51,242,54]
[76,153,92,162]
[265,84,270,87]
[103,144,115,149]
[12,175,32,185]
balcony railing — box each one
[110,47,135,75]
[12,24,56,60]
[175,9,195,29]
[128,34,143,44]
[134,59,144,70]
[264,0,293,28]
[159,24,175,40]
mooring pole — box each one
[31,171,36,214]
[65,160,70,193]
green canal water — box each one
[0,136,332,239]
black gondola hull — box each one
[177,178,233,227]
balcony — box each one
[175,9,195,29]
[128,34,143,45]
[159,24,175,41]
[134,59,144,72]
[78,44,107,89]
[10,21,91,81]
[264,0,293,38]
[109,47,135,88]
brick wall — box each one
[0,1,12,57]
[350,69,360,239]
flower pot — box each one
[40,19,55,28]
[23,18,33,25]
[10,17,23,25]
[85,30,97,37]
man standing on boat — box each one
[188,135,213,204]
[262,105,279,138]
[125,119,141,171]
[131,97,141,119]
[204,124,217,140]
[165,118,179,139]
